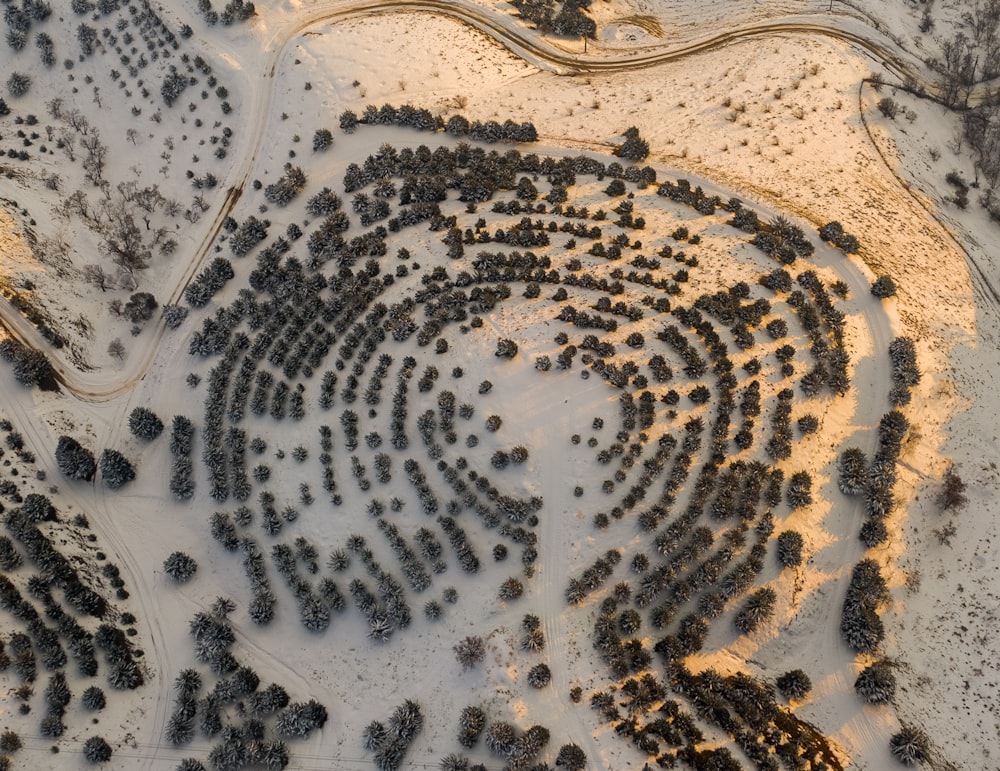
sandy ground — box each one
[1,1,998,770]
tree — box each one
[889,726,930,766]
[108,338,126,361]
[99,449,135,489]
[83,264,115,291]
[128,407,164,440]
[100,200,151,286]
[454,636,486,670]
[123,292,158,323]
[55,435,97,481]
[82,736,112,763]
[776,669,812,700]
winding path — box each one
[0,0,992,401]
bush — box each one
[454,636,486,670]
[7,73,31,98]
[54,436,97,481]
[776,669,811,700]
[734,587,776,633]
[163,305,189,329]
[457,706,486,748]
[786,471,813,509]
[556,743,587,770]
[871,275,897,299]
[878,97,899,119]
[128,407,164,440]
[81,687,106,711]
[617,126,649,161]
[889,727,929,766]
[526,663,551,688]
[312,128,333,151]
[776,530,804,568]
[99,449,135,489]
[838,447,868,495]
[82,736,112,763]
[854,660,896,704]
[164,552,198,582]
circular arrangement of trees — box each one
[98,107,918,771]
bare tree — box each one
[99,199,151,288]
[82,264,115,292]
[936,464,968,511]
[46,97,63,120]
[81,132,108,186]
[108,338,126,360]
[65,109,90,134]
[59,130,76,162]
[63,189,90,220]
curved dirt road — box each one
[0,0,985,401]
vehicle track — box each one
[0,0,992,402]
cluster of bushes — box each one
[185,258,235,308]
[748,214,815,264]
[38,671,71,738]
[818,221,860,253]
[264,164,306,207]
[565,549,620,604]
[510,0,596,38]
[229,216,270,257]
[789,271,850,396]
[242,537,277,625]
[362,699,422,771]
[437,515,480,573]
[840,558,888,653]
[402,459,439,516]
[93,623,143,690]
[376,519,431,592]
[888,336,921,407]
[167,415,195,500]
[0,338,54,389]
[485,722,551,771]
[54,435,97,480]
